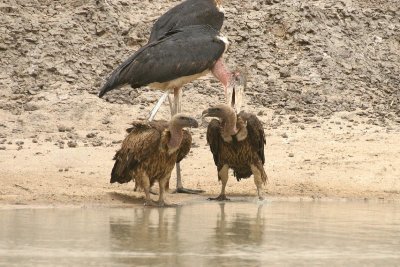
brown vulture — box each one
[202,104,267,200]
[110,114,198,206]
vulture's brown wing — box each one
[206,119,222,166]
[111,123,162,184]
[240,112,266,164]
[126,120,168,133]
[176,130,192,163]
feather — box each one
[206,112,267,182]
[149,0,224,42]
[110,119,193,185]
[99,25,226,97]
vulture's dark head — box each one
[226,70,247,113]
[202,104,235,120]
[170,114,199,129]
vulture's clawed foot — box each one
[208,195,230,201]
[144,200,158,206]
[174,187,205,194]
[158,201,178,207]
[144,199,178,207]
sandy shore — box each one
[1,115,399,207]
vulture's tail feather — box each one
[110,153,134,184]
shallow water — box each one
[0,200,399,266]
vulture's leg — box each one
[208,165,230,201]
[142,173,156,206]
[251,164,264,200]
[133,179,139,192]
[158,176,168,207]
[148,91,169,121]
[158,175,176,207]
[171,88,204,194]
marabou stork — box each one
[99,24,246,193]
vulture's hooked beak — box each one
[225,70,247,113]
[201,108,215,118]
[187,117,199,128]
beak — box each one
[188,118,199,128]
[201,108,210,118]
[225,83,235,110]
[225,71,246,113]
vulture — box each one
[148,0,225,43]
[110,114,198,206]
[202,104,267,200]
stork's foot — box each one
[173,187,205,194]
[258,196,265,201]
[208,195,230,201]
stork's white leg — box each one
[173,88,182,115]
[148,92,169,121]
[171,88,204,194]
[168,94,175,115]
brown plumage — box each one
[202,104,267,200]
[111,114,198,206]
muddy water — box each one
[0,200,399,266]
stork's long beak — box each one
[226,71,247,113]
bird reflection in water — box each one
[108,203,266,266]
[214,203,265,245]
[109,207,182,266]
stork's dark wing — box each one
[176,130,192,163]
[149,0,224,42]
[206,119,222,167]
[99,25,226,97]
[239,112,266,164]
[111,123,162,183]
